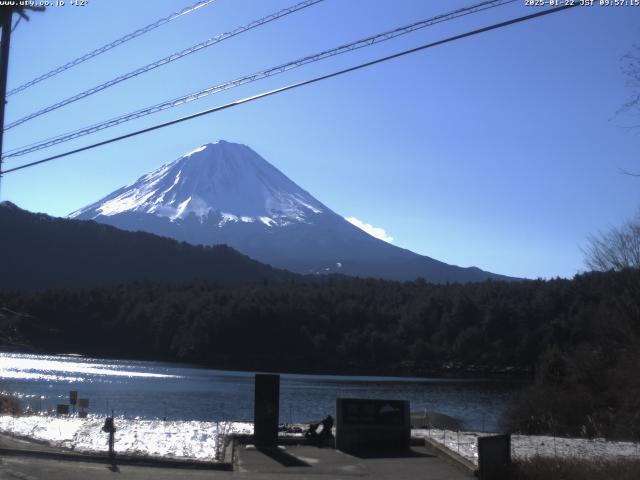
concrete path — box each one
[0,434,473,479]
[236,444,473,479]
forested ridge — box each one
[0,201,296,289]
[1,268,639,437]
[0,269,636,374]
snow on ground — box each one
[0,414,252,462]
[416,429,640,465]
[4,415,638,465]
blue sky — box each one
[1,0,639,279]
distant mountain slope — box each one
[71,140,516,283]
[0,202,294,289]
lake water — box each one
[0,352,526,431]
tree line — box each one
[1,267,639,438]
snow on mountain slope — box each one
[70,140,515,283]
[70,140,325,227]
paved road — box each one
[0,445,472,480]
[0,455,218,480]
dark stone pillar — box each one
[254,374,280,446]
[478,433,511,480]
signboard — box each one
[78,411,88,419]
[254,374,280,446]
[78,398,89,409]
[341,399,406,426]
[56,404,69,415]
[69,391,78,405]
[478,434,511,480]
[336,398,410,452]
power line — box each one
[4,0,515,159]
[2,4,577,176]
[4,0,323,131]
[6,0,217,97]
[0,6,45,202]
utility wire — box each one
[6,0,217,97]
[2,4,577,176]
[4,0,323,131]
[3,0,515,159]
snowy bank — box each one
[5,415,636,466]
[0,414,252,462]
[417,429,640,466]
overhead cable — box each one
[5,0,323,130]
[4,0,515,159]
[1,4,578,176]
[7,0,217,97]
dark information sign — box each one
[254,374,280,446]
[341,399,406,427]
[56,404,69,415]
[336,398,410,452]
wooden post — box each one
[0,9,13,187]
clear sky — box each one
[1,0,639,279]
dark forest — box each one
[1,268,639,438]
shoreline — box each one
[0,349,533,381]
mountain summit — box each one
[71,140,514,282]
[71,140,325,226]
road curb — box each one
[0,447,233,470]
[423,436,478,476]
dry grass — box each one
[510,456,640,480]
[0,394,21,415]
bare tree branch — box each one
[584,212,640,271]
[618,44,640,115]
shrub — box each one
[0,394,21,415]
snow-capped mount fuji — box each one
[71,140,513,283]
[71,141,324,227]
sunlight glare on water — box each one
[0,353,182,382]
[0,352,525,431]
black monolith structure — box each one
[254,374,280,446]
[478,434,511,480]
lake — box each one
[0,352,526,431]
